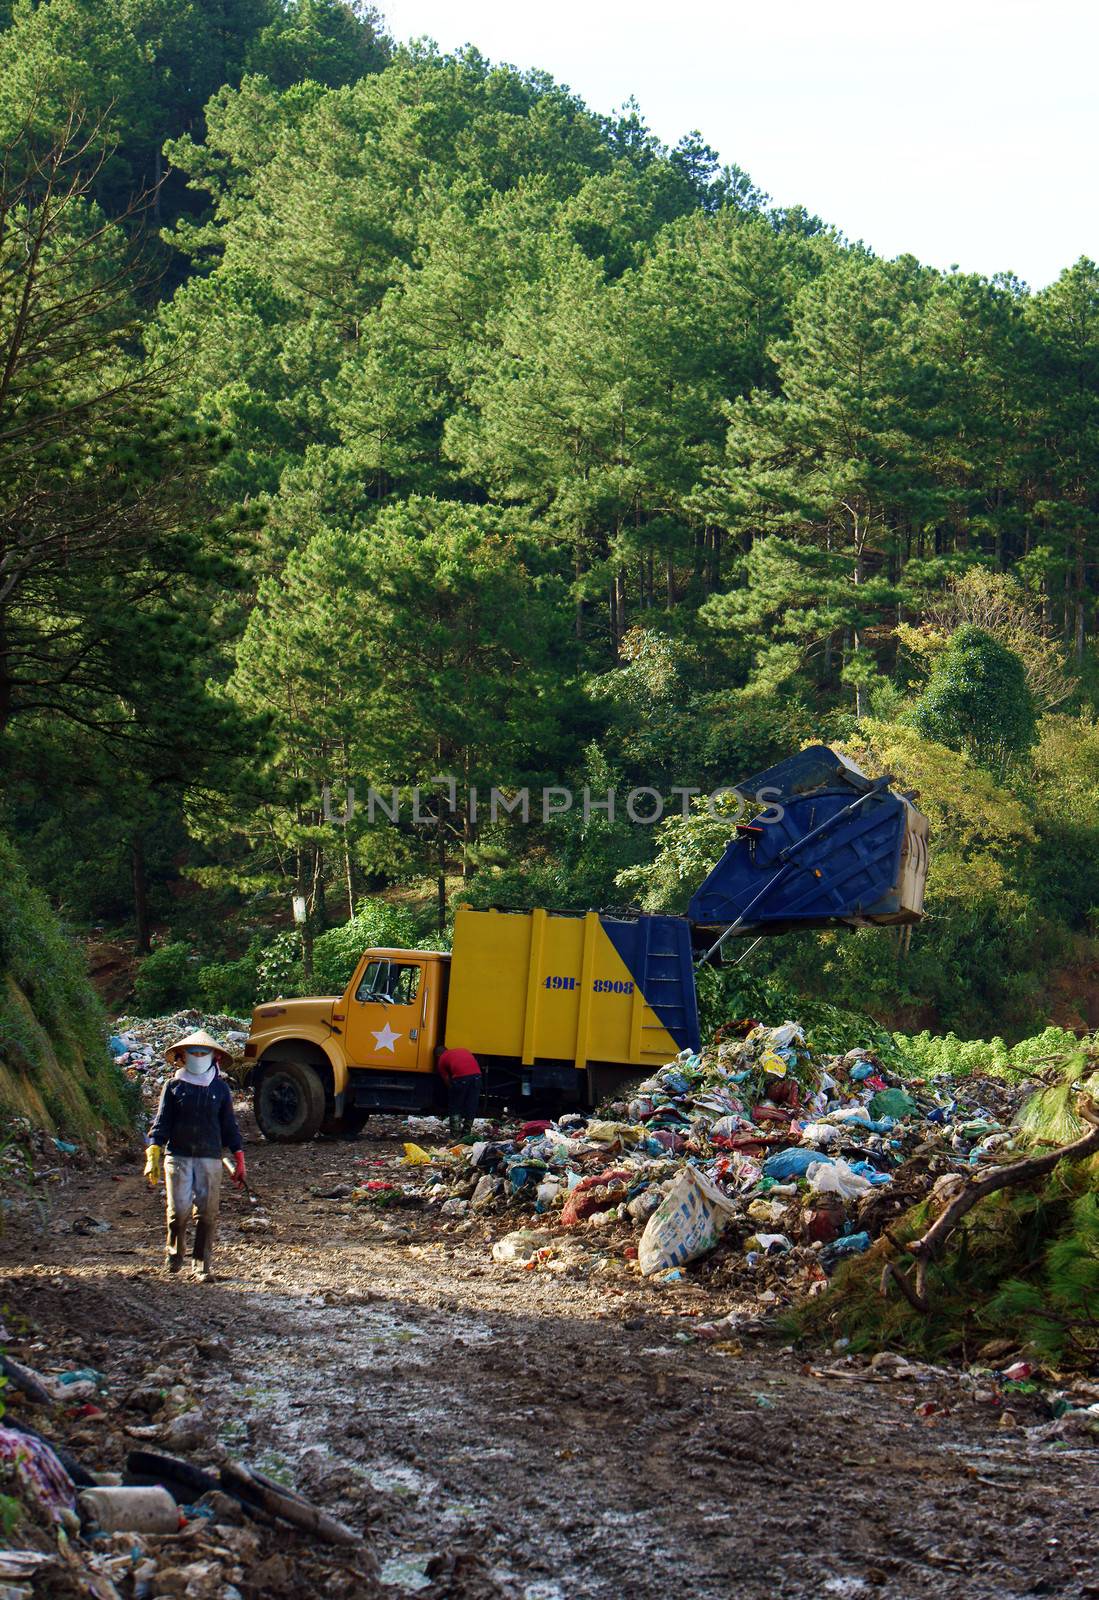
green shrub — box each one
[0,1493,19,1539]
[695,963,903,1063]
[197,951,260,1015]
[133,941,194,1013]
[892,1022,1082,1080]
[253,930,304,999]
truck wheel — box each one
[320,1107,370,1138]
[254,1062,325,1142]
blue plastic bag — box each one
[848,1160,892,1186]
[821,1231,871,1266]
[762,1148,834,1181]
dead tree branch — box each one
[881,1097,1099,1312]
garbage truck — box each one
[243,746,928,1139]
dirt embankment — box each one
[3,1120,1098,1600]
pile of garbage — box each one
[392,1020,1033,1300]
[109,1012,249,1112]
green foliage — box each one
[245,0,389,90]
[0,1494,19,1539]
[0,829,133,1136]
[2,11,1099,1054]
[912,625,1036,772]
[891,1024,1081,1079]
[253,930,304,1000]
[133,942,194,1014]
[194,899,436,1009]
[311,898,426,993]
[695,963,903,1063]
[197,949,261,1015]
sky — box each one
[377,0,1097,289]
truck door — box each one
[344,957,426,1073]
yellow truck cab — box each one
[244,945,451,1140]
[244,907,700,1141]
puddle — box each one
[364,1463,435,1498]
[379,1553,433,1591]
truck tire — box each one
[254,1061,325,1142]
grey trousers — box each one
[165,1155,223,1269]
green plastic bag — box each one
[869,1087,918,1121]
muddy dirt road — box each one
[5,1122,1097,1600]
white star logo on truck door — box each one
[371,1022,401,1053]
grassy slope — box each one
[0,830,137,1141]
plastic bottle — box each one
[78,1487,181,1534]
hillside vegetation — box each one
[0,833,134,1139]
[2,1,1099,1040]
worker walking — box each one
[436,1046,482,1137]
[144,1030,245,1281]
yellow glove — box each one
[144,1145,163,1187]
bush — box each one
[197,950,261,1015]
[133,941,194,1013]
[253,930,303,1000]
[695,963,903,1063]
[892,1022,1082,1080]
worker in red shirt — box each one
[436,1046,482,1137]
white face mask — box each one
[181,1049,215,1079]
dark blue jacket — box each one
[148,1073,243,1158]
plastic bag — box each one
[759,1050,788,1078]
[821,1230,871,1265]
[491,1230,546,1264]
[800,1122,842,1147]
[849,1159,893,1186]
[401,1143,433,1165]
[806,1158,873,1200]
[585,1120,646,1145]
[638,1167,739,1276]
[743,1232,792,1254]
[869,1088,918,1121]
[829,1105,872,1125]
[626,1187,662,1223]
[762,1147,833,1181]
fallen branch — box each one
[220,1460,361,1546]
[882,1097,1099,1313]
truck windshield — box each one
[355,960,421,1005]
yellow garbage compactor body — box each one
[443,906,698,1105]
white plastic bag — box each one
[806,1158,873,1200]
[491,1229,545,1264]
[638,1166,739,1277]
[800,1122,842,1147]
